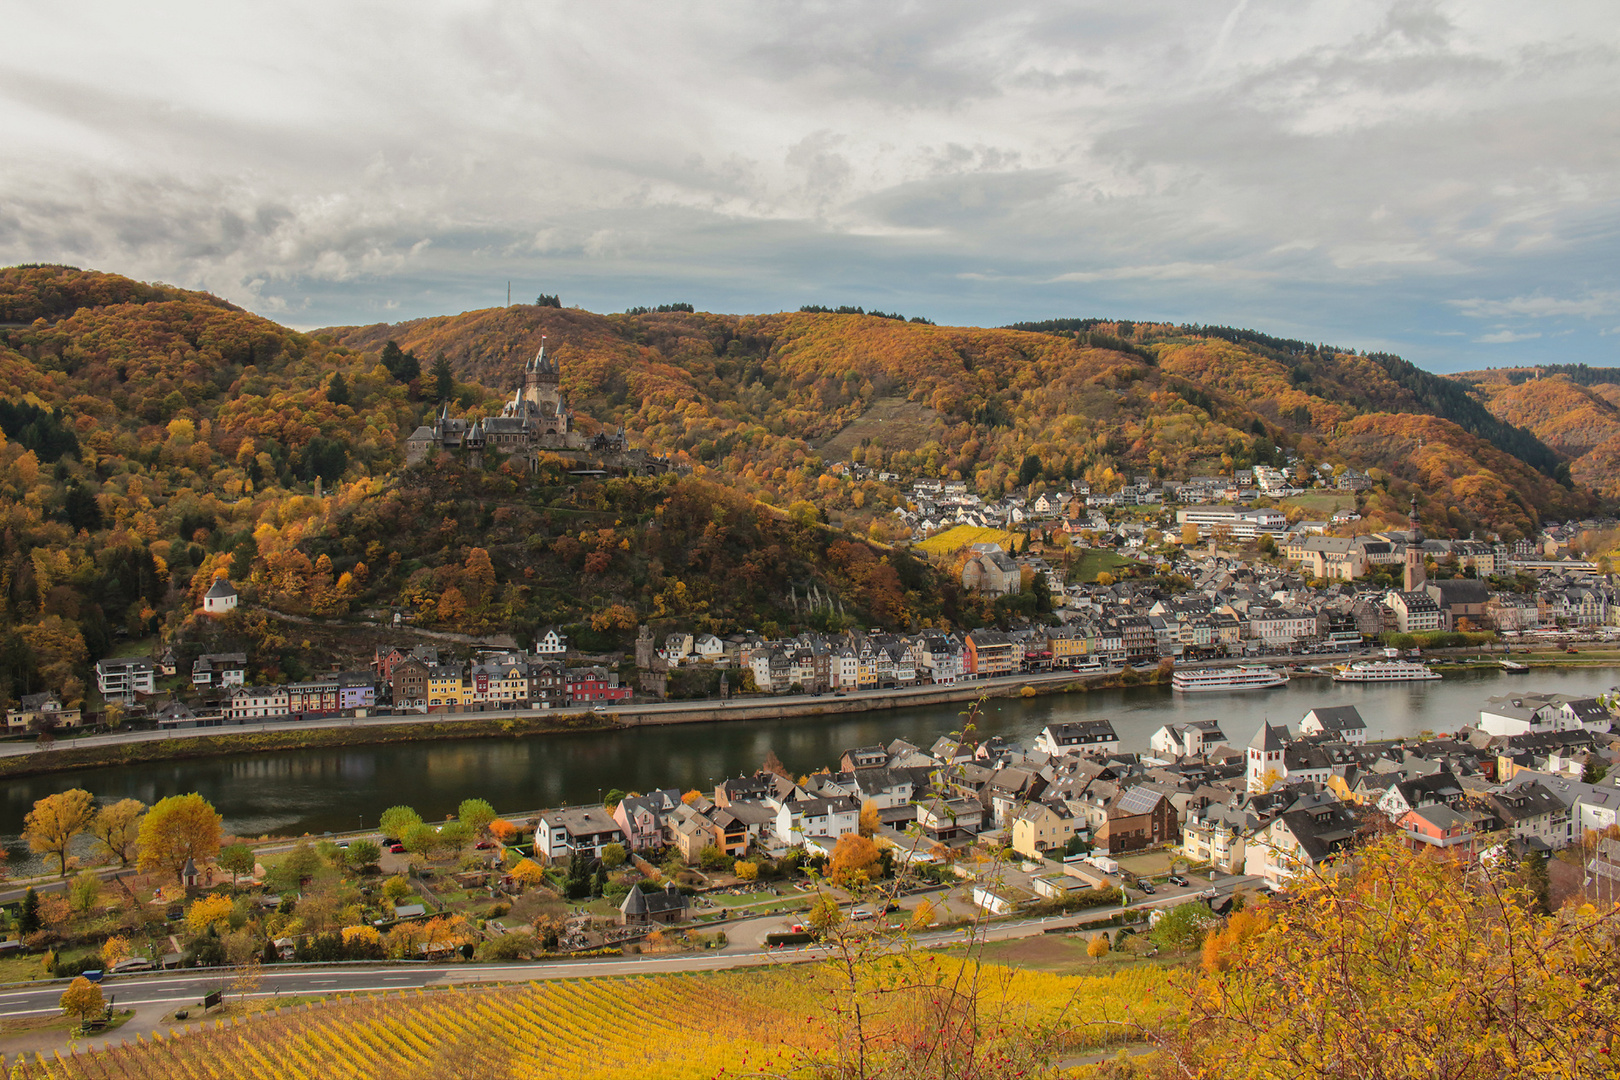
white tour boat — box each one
[1171,666,1289,693]
[1331,660,1441,683]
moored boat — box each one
[1172,666,1289,693]
[1332,660,1441,683]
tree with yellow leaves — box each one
[100,935,131,968]
[23,788,95,878]
[185,893,234,936]
[136,793,222,882]
[510,859,547,890]
[58,976,103,1028]
[858,800,881,838]
[1087,933,1110,960]
[1170,836,1620,1079]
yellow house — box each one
[1046,627,1089,664]
[426,663,467,710]
[1011,803,1075,860]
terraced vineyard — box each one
[12,960,1178,1079]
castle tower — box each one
[1247,723,1286,793]
[521,339,569,435]
[1407,494,1423,544]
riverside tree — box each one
[23,788,95,877]
[379,805,422,841]
[87,798,145,867]
[136,793,222,882]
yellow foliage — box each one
[185,894,234,935]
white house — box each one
[1149,721,1228,759]
[1299,706,1368,745]
[96,659,155,703]
[536,807,625,862]
[1035,721,1120,757]
[534,627,569,656]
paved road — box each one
[0,875,1256,1021]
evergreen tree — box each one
[1018,453,1042,487]
[18,887,39,935]
[62,483,101,532]
[326,372,349,406]
[432,356,455,402]
[380,340,420,383]
[592,865,606,898]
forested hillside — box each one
[333,304,1596,540]
[0,263,1604,709]
[1454,369,1620,500]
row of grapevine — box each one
[9,960,1180,1079]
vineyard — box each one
[10,960,1179,1080]
[913,525,1019,559]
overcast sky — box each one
[3,1,1617,371]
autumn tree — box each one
[828,834,881,889]
[510,859,546,890]
[1170,836,1620,1079]
[136,793,222,882]
[858,800,881,838]
[381,875,413,904]
[59,977,104,1027]
[24,788,95,878]
[1087,933,1110,960]
[87,798,145,867]
[100,935,131,968]
[185,893,234,936]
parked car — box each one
[850,907,875,921]
[1137,882,1156,895]
[1166,874,1189,887]
[389,842,406,854]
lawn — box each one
[915,524,1016,558]
[1064,548,1141,583]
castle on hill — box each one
[404,342,670,476]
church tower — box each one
[1247,723,1287,793]
[1404,495,1426,591]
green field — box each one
[1065,548,1139,582]
[915,524,1016,558]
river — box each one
[3,665,1616,861]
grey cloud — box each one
[0,1,1616,370]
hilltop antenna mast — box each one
[507,281,511,307]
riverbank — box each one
[0,711,617,780]
[0,668,1164,780]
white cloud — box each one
[1475,329,1543,343]
[1451,291,1620,319]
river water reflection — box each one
[3,665,1616,847]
